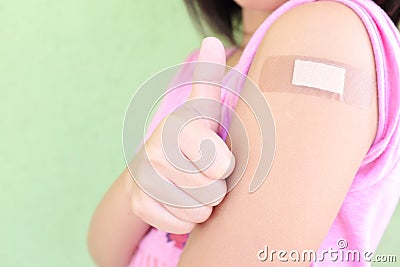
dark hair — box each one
[184,0,400,44]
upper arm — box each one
[178,2,378,266]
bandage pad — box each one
[259,55,375,109]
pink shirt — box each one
[128,0,400,266]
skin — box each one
[88,0,378,266]
[178,1,378,266]
[87,38,234,267]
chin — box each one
[233,0,287,11]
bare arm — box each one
[178,2,378,266]
[87,169,150,267]
[87,38,233,267]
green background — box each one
[0,0,398,266]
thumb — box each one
[186,37,227,132]
[166,37,234,180]
[189,37,227,101]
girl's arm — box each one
[87,38,232,267]
[178,2,378,266]
[87,169,150,267]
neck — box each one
[240,8,271,49]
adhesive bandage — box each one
[259,55,375,109]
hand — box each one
[129,37,236,234]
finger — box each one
[130,145,208,208]
[189,37,226,101]
[179,119,235,180]
[131,189,195,234]
[163,204,213,224]
[155,159,228,206]
[156,154,226,188]
[188,37,227,132]
[155,107,236,180]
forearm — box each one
[87,169,150,267]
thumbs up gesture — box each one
[130,37,236,234]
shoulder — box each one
[177,4,380,266]
[248,0,376,83]
[248,0,378,141]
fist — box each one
[129,37,236,234]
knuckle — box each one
[193,179,227,206]
[207,180,227,206]
[214,152,235,179]
[167,205,212,224]
[173,222,195,234]
[131,201,143,218]
[192,206,213,223]
[131,192,148,218]
[213,179,228,197]
[144,143,164,164]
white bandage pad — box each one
[292,59,346,95]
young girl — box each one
[88,0,400,266]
